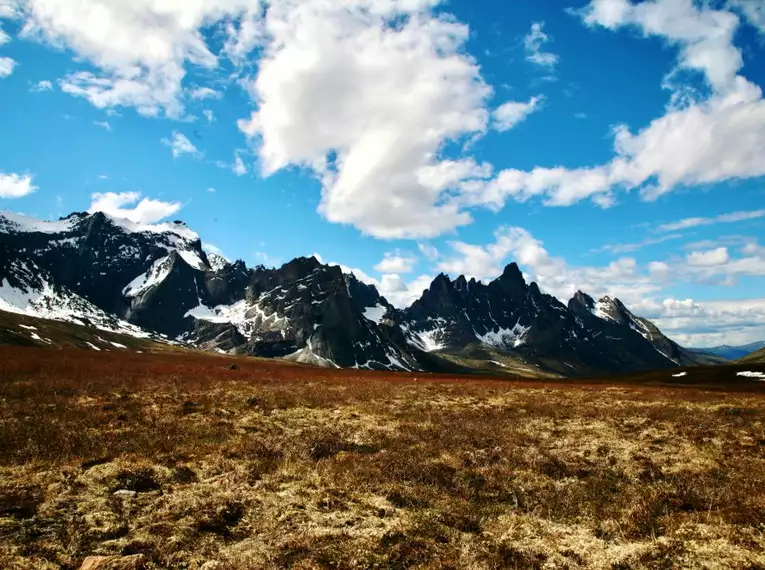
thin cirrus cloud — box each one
[598,233,684,254]
[657,209,765,232]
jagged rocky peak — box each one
[568,290,596,315]
[61,211,90,221]
[454,274,468,291]
[491,262,528,295]
[278,255,327,280]
[594,295,632,323]
[206,253,229,273]
[430,272,452,290]
[500,262,525,283]
[570,290,595,308]
[1,210,713,375]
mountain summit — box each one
[0,211,712,376]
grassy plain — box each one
[0,346,764,569]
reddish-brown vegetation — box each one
[0,346,764,569]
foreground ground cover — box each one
[0,347,764,569]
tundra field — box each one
[1,347,764,569]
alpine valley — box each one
[0,210,722,378]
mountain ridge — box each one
[690,341,765,361]
[0,210,719,377]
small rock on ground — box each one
[79,554,146,570]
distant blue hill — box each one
[689,341,765,361]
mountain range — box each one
[0,210,721,377]
[689,342,765,361]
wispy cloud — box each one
[493,95,544,131]
[418,243,440,261]
[253,250,281,268]
[189,87,222,101]
[658,210,765,232]
[215,154,248,176]
[233,155,247,176]
[162,131,201,159]
[524,22,559,68]
[93,120,112,132]
[32,80,53,92]
[203,242,228,260]
[598,233,684,254]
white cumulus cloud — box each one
[462,0,765,210]
[88,191,181,224]
[0,173,37,198]
[686,247,730,267]
[7,0,256,117]
[375,251,417,274]
[238,0,492,239]
[0,55,15,77]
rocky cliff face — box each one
[401,265,703,375]
[0,210,704,375]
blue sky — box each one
[1,0,765,346]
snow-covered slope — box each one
[0,259,153,339]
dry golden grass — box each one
[0,347,764,569]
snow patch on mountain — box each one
[737,371,765,380]
[178,250,208,271]
[0,268,151,339]
[363,303,387,325]
[592,299,617,322]
[0,211,79,234]
[476,321,529,349]
[106,216,199,242]
[285,339,340,368]
[123,256,174,298]
[403,318,448,352]
[207,253,228,272]
[186,299,289,338]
